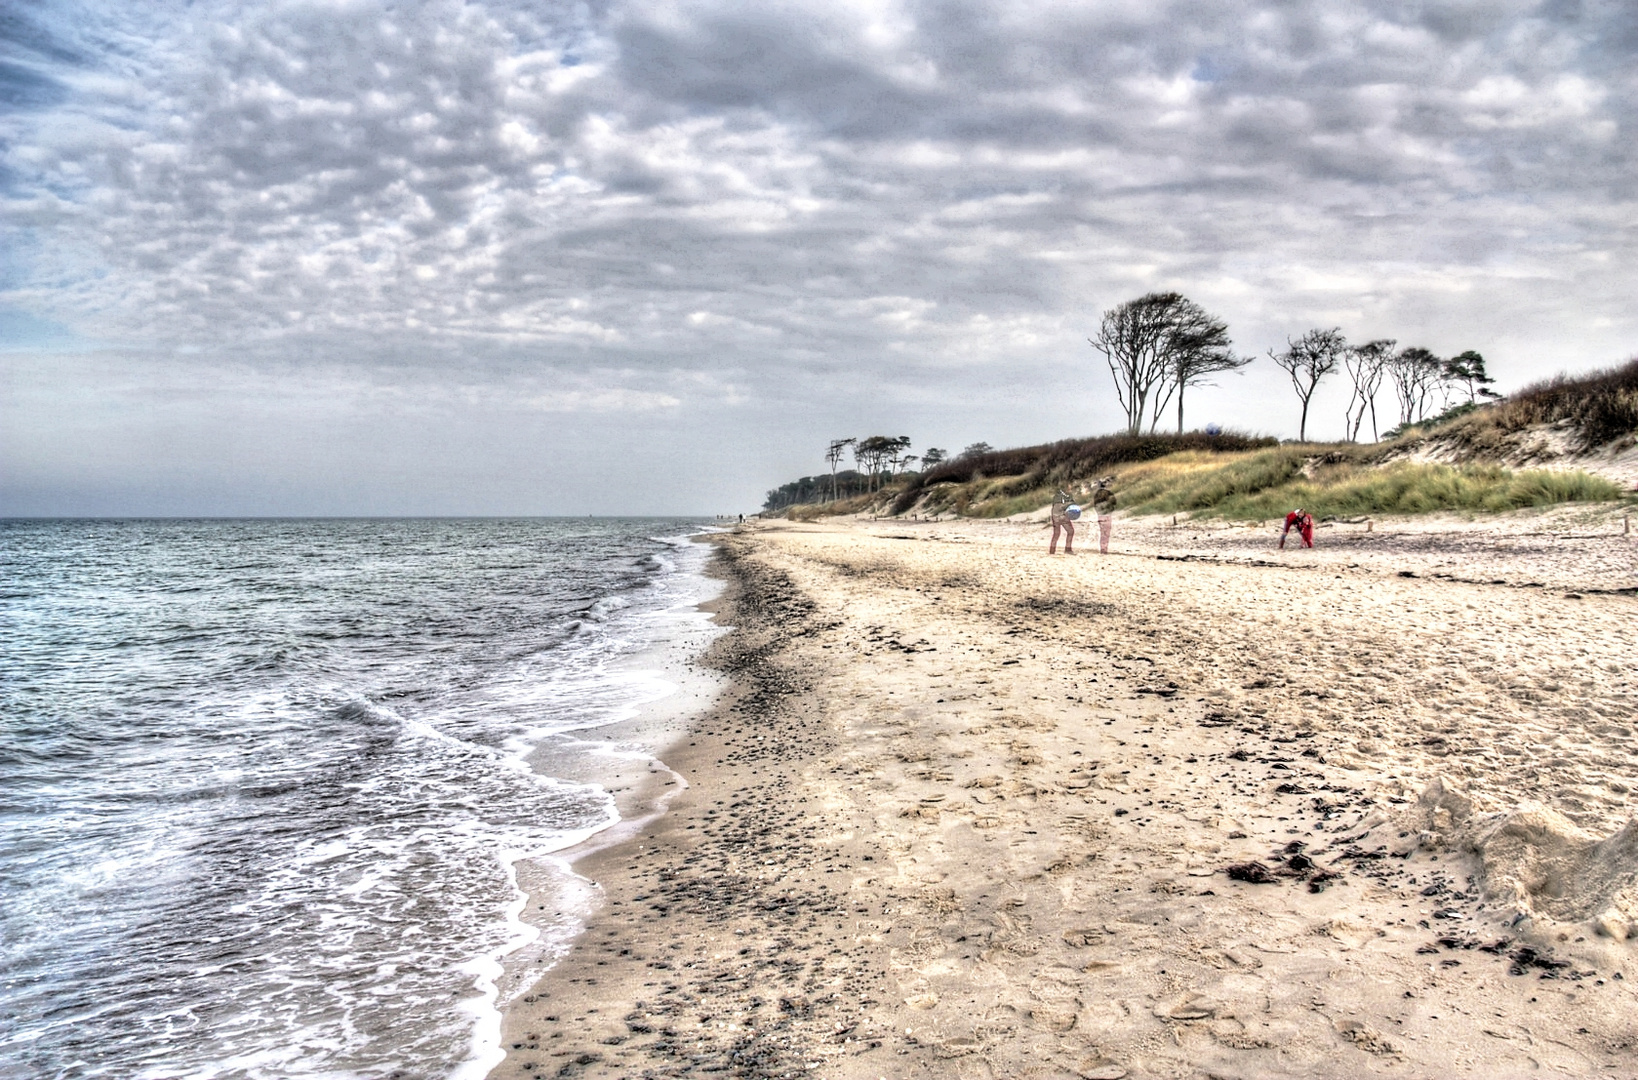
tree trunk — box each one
[1177,390,1185,435]
[1298,395,1310,441]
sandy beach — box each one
[491,510,1637,1080]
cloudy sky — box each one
[2,0,1633,515]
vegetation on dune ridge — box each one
[1399,356,1638,453]
[1112,446,1628,520]
[764,358,1638,520]
[888,431,1274,515]
[775,444,1626,521]
[898,443,1627,522]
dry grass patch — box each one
[1118,446,1629,520]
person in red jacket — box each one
[1280,508,1314,549]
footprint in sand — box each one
[1152,994,1218,1021]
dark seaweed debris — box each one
[1508,946,1571,977]
[1225,861,1278,884]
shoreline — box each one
[489,516,1637,1079]
[488,534,888,1080]
[469,533,731,1078]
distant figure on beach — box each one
[1048,490,1079,555]
[1280,508,1314,549]
[1091,479,1116,554]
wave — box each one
[0,518,723,1080]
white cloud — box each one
[520,387,681,412]
[2,0,1635,512]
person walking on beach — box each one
[1280,508,1315,549]
[1048,490,1080,555]
[1091,479,1116,554]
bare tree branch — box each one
[825,438,855,502]
[1091,292,1240,436]
[1343,339,1394,442]
[1271,328,1347,441]
[1161,302,1247,434]
[1390,347,1444,427]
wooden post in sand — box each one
[1367,519,1374,533]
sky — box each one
[2,0,1634,516]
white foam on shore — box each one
[451,531,729,1079]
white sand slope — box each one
[491,513,1637,1080]
[758,517,1637,1078]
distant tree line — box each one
[765,298,1517,513]
[765,434,946,510]
[1091,291,1497,442]
[763,470,876,511]
[1268,332,1495,441]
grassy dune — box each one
[1430,356,1638,452]
[771,360,1637,521]
[895,446,1626,521]
[888,432,1276,517]
[1112,446,1627,520]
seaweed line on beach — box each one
[492,535,904,1080]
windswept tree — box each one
[853,437,887,490]
[893,436,912,476]
[1343,338,1395,442]
[1091,293,1173,435]
[853,435,911,491]
[1090,292,1238,435]
[1444,350,1499,405]
[1147,304,1246,434]
[886,438,913,477]
[959,442,993,459]
[921,447,947,469]
[1390,347,1444,426]
[825,438,856,502]
[1271,328,1347,441]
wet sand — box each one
[491,511,1637,1079]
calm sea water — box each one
[0,518,721,1080]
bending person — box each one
[1280,508,1315,549]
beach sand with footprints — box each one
[492,509,1637,1080]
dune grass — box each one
[770,359,1637,521]
[1115,446,1628,520]
[888,431,1276,516]
[772,385,1635,521]
[1434,357,1638,451]
[773,445,1627,521]
[784,492,880,521]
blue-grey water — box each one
[0,518,721,1080]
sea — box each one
[0,518,726,1080]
